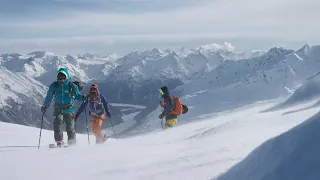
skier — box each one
[75,84,111,144]
[158,86,183,129]
[41,68,84,147]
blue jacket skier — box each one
[41,67,83,146]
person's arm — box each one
[101,94,111,118]
[43,83,55,108]
[72,83,83,102]
[75,101,88,120]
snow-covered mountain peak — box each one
[78,52,120,62]
[141,48,171,59]
[27,51,56,59]
[295,44,312,59]
[266,47,294,55]
[107,53,120,61]
[300,44,311,52]
[0,53,22,60]
[261,47,294,61]
[167,51,179,58]
[0,50,122,84]
[176,47,196,58]
[80,52,100,59]
[117,48,171,66]
[149,48,164,55]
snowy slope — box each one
[0,67,48,127]
[1,99,320,180]
[262,69,320,112]
[217,101,320,180]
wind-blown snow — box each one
[261,69,320,112]
[217,101,320,180]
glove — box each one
[106,112,111,118]
[82,94,87,102]
[73,114,78,121]
[160,101,164,107]
[41,105,47,113]
[159,113,165,119]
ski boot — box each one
[49,140,64,148]
[56,140,64,147]
[68,139,76,146]
[96,134,108,144]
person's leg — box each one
[90,115,105,143]
[165,118,177,129]
[90,116,99,142]
[53,108,64,146]
[64,114,76,145]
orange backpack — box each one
[169,96,183,115]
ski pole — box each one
[109,118,118,139]
[38,113,45,149]
[161,118,164,129]
[84,107,90,146]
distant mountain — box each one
[129,44,320,135]
[3,43,320,136]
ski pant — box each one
[90,114,105,143]
[53,106,76,144]
[165,118,177,129]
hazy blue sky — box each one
[0,0,319,55]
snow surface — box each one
[1,98,320,180]
[217,100,320,180]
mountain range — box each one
[1,43,319,136]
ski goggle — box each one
[57,72,67,80]
[159,89,164,96]
[58,76,66,80]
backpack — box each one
[88,93,102,104]
[87,93,106,115]
[170,96,183,115]
[53,81,83,96]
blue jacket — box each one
[75,94,110,117]
[43,68,83,114]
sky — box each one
[0,0,320,56]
